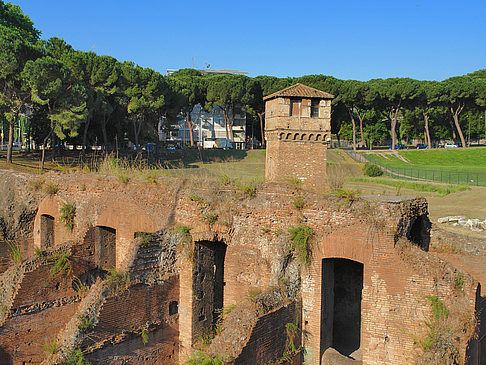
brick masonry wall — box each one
[84,276,179,364]
[265,139,327,187]
[3,170,482,365]
[232,302,299,365]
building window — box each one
[290,99,301,116]
[311,100,319,117]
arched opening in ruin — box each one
[407,215,431,251]
[94,226,116,270]
[192,240,227,342]
[321,258,363,359]
[40,214,55,249]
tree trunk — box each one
[450,105,467,148]
[101,115,108,150]
[133,119,140,147]
[186,112,194,147]
[423,111,432,149]
[357,110,366,148]
[41,126,53,171]
[81,117,91,157]
[6,118,14,164]
[390,104,401,149]
[258,112,265,148]
[346,106,357,151]
[222,108,230,142]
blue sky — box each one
[10,0,486,81]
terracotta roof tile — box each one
[263,83,334,101]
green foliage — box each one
[362,162,383,177]
[292,196,305,210]
[29,178,45,191]
[220,174,232,185]
[135,232,155,247]
[247,288,262,301]
[141,328,149,345]
[118,173,129,184]
[44,182,58,195]
[185,350,224,365]
[286,322,299,353]
[77,314,94,334]
[331,188,359,203]
[203,211,218,226]
[239,181,257,198]
[65,348,90,365]
[48,250,73,279]
[349,177,470,196]
[189,193,205,204]
[34,246,45,257]
[106,268,130,291]
[215,304,236,335]
[59,201,76,231]
[261,227,271,234]
[6,240,21,263]
[72,277,88,296]
[454,272,464,291]
[288,224,314,267]
[42,339,58,354]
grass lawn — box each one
[365,147,486,173]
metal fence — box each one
[344,149,486,186]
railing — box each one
[344,149,486,186]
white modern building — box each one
[159,104,246,149]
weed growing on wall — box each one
[415,295,461,363]
[42,339,58,354]
[331,188,360,204]
[73,277,89,296]
[141,328,149,345]
[65,348,90,365]
[215,304,237,335]
[203,212,218,226]
[107,268,130,292]
[29,178,45,192]
[185,350,224,365]
[288,224,314,267]
[6,241,21,263]
[49,250,73,279]
[59,202,76,231]
[77,314,94,334]
[44,182,58,195]
[292,196,305,210]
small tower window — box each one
[290,99,301,116]
[311,100,319,117]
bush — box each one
[288,224,314,267]
[59,202,76,231]
[362,162,383,177]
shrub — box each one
[44,182,58,195]
[59,202,76,231]
[42,339,58,354]
[107,268,130,291]
[203,212,218,226]
[29,178,45,191]
[185,351,224,365]
[49,250,73,279]
[77,314,94,334]
[7,241,21,263]
[288,224,314,267]
[65,348,90,365]
[141,328,149,345]
[292,196,304,210]
[362,162,383,177]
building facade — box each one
[158,104,246,149]
[264,83,334,187]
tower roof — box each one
[263,83,334,101]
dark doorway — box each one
[95,226,116,270]
[321,258,363,358]
[192,240,226,342]
[40,214,55,249]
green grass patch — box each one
[349,177,470,196]
[366,148,486,173]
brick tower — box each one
[264,83,334,188]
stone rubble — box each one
[437,216,486,232]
